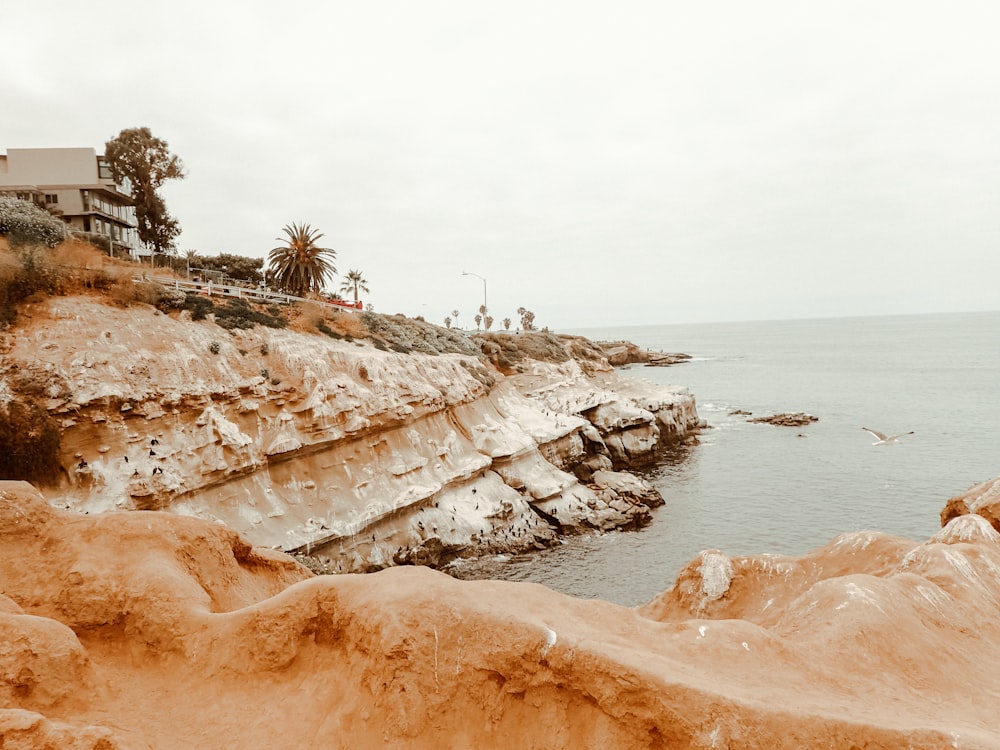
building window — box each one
[98,159,113,180]
[45,194,58,204]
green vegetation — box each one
[187,252,264,284]
[104,127,185,254]
[0,399,62,484]
[0,241,132,328]
[156,292,288,330]
[0,197,65,248]
[517,306,537,331]
[339,269,370,305]
[268,223,336,295]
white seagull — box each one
[862,427,914,446]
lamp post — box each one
[462,271,487,315]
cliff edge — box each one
[0,292,698,572]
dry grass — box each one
[290,304,370,341]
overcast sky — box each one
[5,1,999,328]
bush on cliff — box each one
[159,293,288,330]
[0,246,61,328]
[0,239,142,326]
[0,399,63,484]
[0,197,66,248]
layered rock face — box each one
[1,296,698,571]
[4,478,1000,749]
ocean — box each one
[455,311,1000,606]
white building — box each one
[0,147,141,256]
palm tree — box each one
[474,314,482,330]
[444,316,452,329]
[484,315,493,331]
[503,317,511,331]
[268,223,336,296]
[517,306,536,331]
[339,269,370,305]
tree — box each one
[104,127,185,254]
[474,314,482,330]
[444,316,452,329]
[451,309,460,328]
[517,306,536,331]
[339,269,370,304]
[484,315,494,331]
[503,317,511,331]
[268,223,336,296]
[190,252,264,284]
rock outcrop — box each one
[940,476,1000,531]
[594,340,692,367]
[0,295,699,572]
[747,412,818,427]
[4,477,1000,748]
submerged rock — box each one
[748,412,819,427]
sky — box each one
[5,1,999,329]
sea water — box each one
[457,311,1000,606]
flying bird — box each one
[862,427,914,445]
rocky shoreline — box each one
[1,295,700,575]
[5,474,1000,748]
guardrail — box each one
[134,276,361,313]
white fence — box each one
[135,276,361,313]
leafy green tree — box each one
[192,252,264,284]
[339,269,370,304]
[104,127,185,254]
[268,223,336,295]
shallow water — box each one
[452,311,1000,606]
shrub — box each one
[108,280,160,307]
[214,298,287,330]
[172,293,288,330]
[0,246,61,327]
[153,287,187,312]
[0,197,66,248]
[209,341,221,354]
[316,320,343,339]
[0,399,62,484]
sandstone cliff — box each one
[3,477,1000,748]
[0,294,698,572]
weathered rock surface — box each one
[0,296,698,572]
[940,476,1000,532]
[4,478,1000,748]
[595,340,691,367]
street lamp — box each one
[462,271,487,314]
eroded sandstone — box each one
[1,295,699,572]
[3,478,1000,748]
